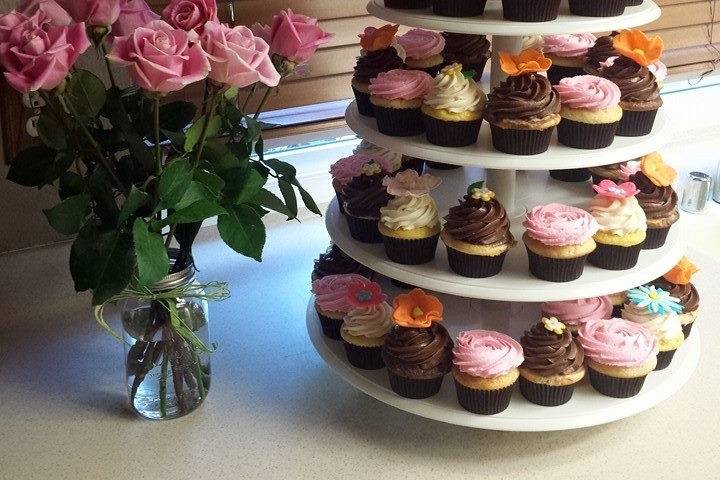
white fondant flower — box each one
[382,169,441,197]
[542,316,566,335]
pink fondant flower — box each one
[346,280,386,308]
[593,179,640,199]
[382,170,441,197]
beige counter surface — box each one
[1,207,719,480]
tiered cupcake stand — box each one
[306,1,700,431]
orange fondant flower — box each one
[359,24,399,52]
[499,49,551,76]
[392,288,443,328]
[663,257,699,285]
[640,152,677,187]
[612,29,663,67]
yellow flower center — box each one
[648,291,660,300]
[411,306,424,318]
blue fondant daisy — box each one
[626,285,683,315]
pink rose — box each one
[0,11,30,43]
[0,19,91,92]
[59,0,121,27]
[162,0,217,34]
[17,0,72,26]
[111,0,160,38]
[107,20,210,93]
[252,9,332,64]
[200,21,280,89]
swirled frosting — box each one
[343,172,391,218]
[353,48,405,84]
[313,244,371,280]
[452,330,524,378]
[369,69,434,101]
[629,172,679,221]
[578,318,658,367]
[620,160,641,181]
[382,324,454,376]
[523,203,599,246]
[542,33,597,58]
[648,60,668,83]
[542,296,613,327]
[584,34,617,73]
[555,75,621,110]
[484,74,560,124]
[330,154,390,186]
[622,303,683,344]
[312,273,371,313]
[353,140,403,172]
[443,195,513,245]
[342,302,393,339]
[651,279,700,313]
[441,33,490,66]
[588,196,647,235]
[599,56,661,105]
[380,195,439,230]
[423,64,486,113]
[397,28,445,60]
[520,321,585,375]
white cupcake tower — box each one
[306,1,700,431]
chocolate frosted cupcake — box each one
[598,30,664,136]
[383,289,454,399]
[623,286,684,370]
[589,159,639,186]
[519,317,586,406]
[452,330,524,415]
[441,33,491,81]
[542,33,597,85]
[311,244,373,282]
[352,25,405,117]
[541,295,613,335]
[343,161,391,243]
[312,273,371,340]
[485,50,560,155]
[397,29,446,76]
[583,32,618,75]
[651,257,700,338]
[330,153,390,216]
[629,153,679,249]
[441,183,516,278]
[379,171,442,265]
[369,69,434,136]
[579,318,658,398]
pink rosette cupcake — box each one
[397,29,445,76]
[522,203,599,282]
[542,34,597,85]
[452,330,524,415]
[311,273,371,340]
[369,69,434,136]
[578,318,658,398]
[555,75,623,150]
[330,154,391,216]
[541,295,613,334]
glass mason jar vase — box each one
[122,264,211,420]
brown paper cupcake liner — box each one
[400,156,426,174]
[316,310,343,340]
[642,226,670,249]
[612,304,623,318]
[343,342,385,370]
[557,118,619,149]
[373,104,425,137]
[588,242,641,270]
[335,190,347,216]
[549,168,592,182]
[384,0,429,8]
[616,108,658,136]
[655,349,676,371]
[455,380,515,415]
[526,247,588,282]
[588,367,646,398]
[431,0,487,17]
[352,85,374,117]
[547,65,586,85]
[569,0,626,16]
[423,114,482,147]
[501,0,560,21]
[383,233,440,265]
[388,370,445,399]
[345,215,383,244]
[446,246,508,278]
[519,377,576,406]
[682,322,694,339]
[490,124,554,155]
[626,0,642,5]
[426,161,461,170]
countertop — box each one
[1,203,719,480]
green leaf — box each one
[118,185,150,225]
[278,179,298,218]
[244,115,262,142]
[43,194,90,235]
[159,101,197,132]
[230,168,265,205]
[7,146,55,187]
[194,169,225,196]
[254,188,291,217]
[47,152,75,185]
[203,139,245,171]
[59,171,84,200]
[160,128,186,150]
[175,181,216,210]
[132,218,169,286]
[159,158,194,208]
[217,204,266,262]
[224,87,239,101]
[65,69,107,118]
[293,180,321,216]
[37,110,67,150]
[185,114,222,152]
[106,88,155,173]
[165,200,227,225]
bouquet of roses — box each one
[0,0,332,418]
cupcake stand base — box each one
[307,296,700,432]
